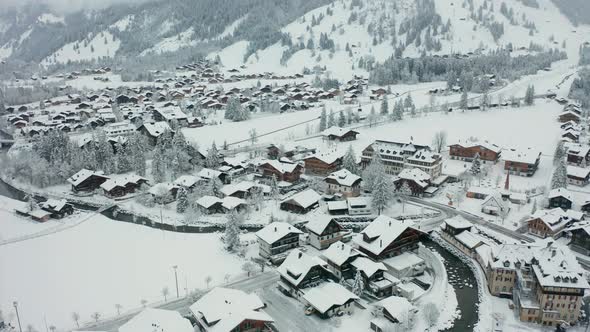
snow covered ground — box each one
[0,214,248,330]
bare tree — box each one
[423,302,440,329]
[242,262,257,277]
[141,299,148,308]
[162,287,170,302]
[91,312,101,323]
[115,303,123,315]
[71,312,80,328]
[431,130,447,153]
[224,273,231,284]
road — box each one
[80,271,279,332]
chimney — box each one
[552,249,557,258]
[298,251,303,259]
[274,227,277,232]
[380,239,383,248]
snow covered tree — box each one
[72,312,80,328]
[524,85,535,105]
[91,312,101,323]
[224,211,242,252]
[319,107,327,131]
[327,109,335,127]
[352,270,365,296]
[343,145,359,175]
[531,198,537,214]
[460,89,469,110]
[338,110,346,127]
[431,131,447,153]
[115,141,132,173]
[151,144,167,183]
[161,287,169,302]
[176,187,189,213]
[362,152,384,190]
[550,157,568,189]
[372,169,393,215]
[242,261,257,277]
[553,140,566,166]
[380,97,389,115]
[368,105,378,127]
[404,94,415,112]
[470,153,482,176]
[206,142,220,168]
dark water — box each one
[424,239,479,332]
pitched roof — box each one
[256,222,303,244]
[277,249,327,287]
[325,169,361,187]
[548,187,573,201]
[322,241,363,266]
[119,308,193,332]
[302,282,358,314]
[140,121,171,137]
[67,169,107,186]
[355,215,419,256]
[502,148,540,164]
[281,189,321,209]
[397,168,430,188]
[305,217,341,235]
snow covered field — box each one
[0,215,247,330]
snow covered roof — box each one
[281,189,321,209]
[529,208,579,231]
[305,217,340,236]
[302,282,358,315]
[256,222,303,244]
[221,196,246,210]
[198,168,222,180]
[67,169,107,186]
[40,199,68,212]
[304,150,344,165]
[442,215,473,230]
[321,126,359,138]
[324,169,361,187]
[173,175,199,188]
[355,215,419,256]
[566,144,590,157]
[196,196,222,209]
[481,192,508,212]
[406,150,440,164]
[322,241,363,266]
[548,187,573,201]
[397,168,430,188]
[350,257,386,277]
[502,148,540,164]
[148,182,177,195]
[327,200,348,211]
[141,121,171,137]
[567,166,590,179]
[382,252,424,271]
[189,287,273,332]
[375,296,416,320]
[260,159,299,174]
[449,139,502,153]
[220,181,255,197]
[277,249,327,287]
[455,231,488,249]
[119,308,193,332]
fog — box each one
[0,0,157,14]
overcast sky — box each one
[2,0,155,13]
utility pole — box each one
[13,301,22,332]
[172,265,179,298]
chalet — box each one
[566,144,590,166]
[39,199,74,219]
[100,175,148,198]
[503,148,541,177]
[322,241,364,280]
[354,215,423,261]
[198,168,230,184]
[527,208,582,239]
[326,200,349,215]
[280,189,321,214]
[258,159,303,183]
[449,140,502,163]
[350,256,392,297]
[548,187,573,210]
[481,192,509,216]
[567,224,590,255]
[393,168,431,196]
[306,218,351,250]
[67,169,109,193]
[277,249,332,297]
[220,196,247,213]
[370,296,417,331]
[303,152,343,175]
[119,308,193,332]
[189,287,274,332]
[153,107,189,127]
[567,166,590,186]
[324,169,362,198]
[321,126,359,142]
[196,196,224,214]
[302,283,358,318]
[561,128,580,143]
[104,122,135,137]
[558,110,581,124]
[137,121,172,145]
[256,222,303,259]
[383,251,426,278]
[173,175,200,191]
[439,216,483,256]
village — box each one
[1,39,590,332]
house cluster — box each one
[67,169,148,199]
[79,286,276,332]
[15,198,74,223]
[361,138,444,196]
[257,215,427,329]
[440,216,589,327]
[564,143,590,187]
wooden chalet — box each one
[67,169,109,193]
[354,215,423,261]
[449,140,501,163]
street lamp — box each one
[172,265,179,298]
[13,301,22,332]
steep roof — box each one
[119,308,193,332]
[256,222,303,244]
[322,241,363,266]
[277,249,327,287]
[325,169,361,187]
[355,215,419,256]
[281,189,321,209]
[302,282,358,314]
